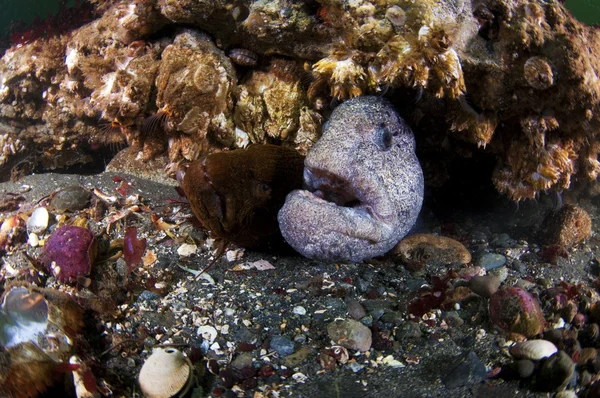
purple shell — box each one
[42,225,95,283]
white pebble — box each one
[293,306,307,316]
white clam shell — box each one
[26,207,49,235]
[138,347,193,398]
[510,339,558,361]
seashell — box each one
[27,207,49,235]
[510,339,558,361]
[228,48,258,67]
[138,347,194,398]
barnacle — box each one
[312,51,367,100]
[493,139,577,201]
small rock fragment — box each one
[442,351,487,389]
[515,359,536,378]
[536,351,575,392]
[327,319,372,352]
[50,186,91,212]
[346,299,367,320]
[391,233,471,271]
[510,340,558,361]
[270,335,295,357]
[470,275,501,298]
[476,253,506,270]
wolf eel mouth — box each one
[302,166,388,225]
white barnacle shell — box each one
[510,339,558,361]
[138,347,194,398]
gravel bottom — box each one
[0,171,598,398]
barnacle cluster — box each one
[154,29,236,163]
[234,59,322,154]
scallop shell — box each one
[510,339,558,361]
[138,347,193,398]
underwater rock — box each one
[278,96,424,262]
[489,287,545,337]
[391,233,471,271]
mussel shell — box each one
[138,347,193,398]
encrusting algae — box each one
[0,0,600,203]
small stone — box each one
[348,362,365,373]
[537,350,576,392]
[284,346,312,367]
[270,335,295,357]
[327,319,372,352]
[50,186,91,212]
[346,299,367,320]
[293,334,306,344]
[293,306,307,316]
[516,359,535,378]
[380,311,404,326]
[359,315,373,326]
[470,275,501,298]
[489,287,544,337]
[491,233,513,248]
[488,266,508,283]
[442,351,487,389]
[539,204,592,249]
[391,233,471,271]
[138,290,160,301]
[476,253,506,270]
[230,352,253,371]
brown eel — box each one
[182,144,304,273]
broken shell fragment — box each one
[510,340,558,361]
[41,225,96,284]
[138,347,194,398]
[26,207,49,235]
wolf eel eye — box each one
[375,126,393,151]
[254,182,272,198]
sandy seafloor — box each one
[0,170,597,398]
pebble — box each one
[516,359,535,378]
[537,350,576,392]
[230,352,253,370]
[138,290,161,301]
[50,186,91,211]
[490,233,514,248]
[469,275,501,298]
[488,266,508,283]
[270,335,295,357]
[441,351,487,389]
[327,319,372,352]
[283,346,312,367]
[348,362,365,373]
[346,299,367,320]
[391,233,471,271]
[539,204,592,249]
[510,259,527,273]
[380,311,404,326]
[293,306,307,316]
[476,253,506,270]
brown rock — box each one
[539,205,592,249]
[391,233,471,271]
